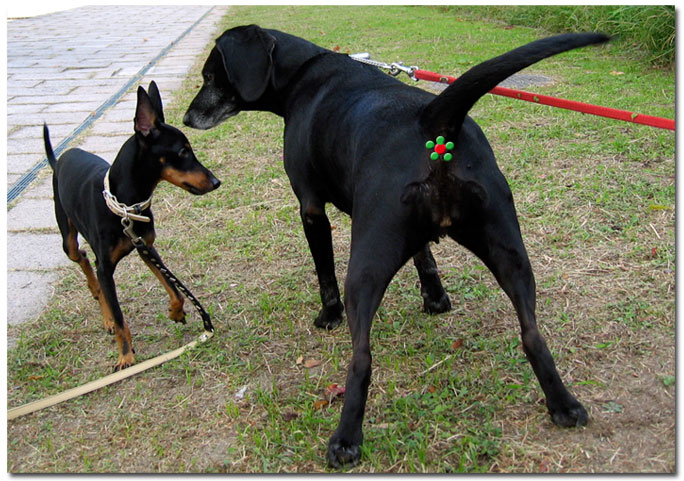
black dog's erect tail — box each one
[420,33,609,136]
[43,123,58,170]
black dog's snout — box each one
[211,177,221,190]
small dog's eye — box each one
[178,148,189,158]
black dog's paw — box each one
[423,293,451,314]
[327,438,361,469]
[314,304,344,330]
[550,400,589,427]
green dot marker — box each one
[444,153,453,162]
[446,141,454,150]
[436,136,445,145]
[426,140,435,149]
[430,152,439,161]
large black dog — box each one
[184,26,608,468]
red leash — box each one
[414,69,675,131]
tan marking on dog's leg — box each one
[65,221,115,333]
[114,320,135,371]
[140,254,186,323]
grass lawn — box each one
[7,5,674,473]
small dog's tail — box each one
[43,123,58,170]
[419,33,609,136]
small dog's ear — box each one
[215,25,276,102]
[147,81,165,123]
[134,86,158,137]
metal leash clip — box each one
[121,217,145,248]
[349,53,419,82]
[388,62,419,81]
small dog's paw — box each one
[314,304,344,331]
[168,299,187,324]
[113,353,136,372]
[102,318,116,335]
[169,308,187,324]
[423,293,451,314]
[550,400,588,427]
[327,438,361,469]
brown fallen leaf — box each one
[303,359,321,369]
[313,399,329,410]
[324,383,346,400]
[296,355,303,365]
[451,339,464,350]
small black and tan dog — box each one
[45,81,220,371]
[184,27,608,467]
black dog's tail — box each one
[419,33,609,136]
[43,123,58,170]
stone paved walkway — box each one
[6,6,228,338]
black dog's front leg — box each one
[300,203,344,330]
[413,244,451,314]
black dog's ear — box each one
[215,25,276,102]
[147,81,165,124]
[134,86,159,137]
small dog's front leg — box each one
[138,246,187,324]
[96,263,135,371]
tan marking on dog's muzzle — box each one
[162,167,216,194]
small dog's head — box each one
[183,25,276,130]
[135,82,221,195]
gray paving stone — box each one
[22,176,54,199]
[7,232,67,270]
[8,154,45,174]
[88,121,133,136]
[78,135,130,155]
[7,270,62,327]
[7,138,47,155]
[7,198,58,231]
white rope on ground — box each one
[8,330,213,421]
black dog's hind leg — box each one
[452,200,588,428]
[413,244,451,314]
[300,202,344,330]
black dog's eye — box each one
[204,72,215,83]
[178,147,190,158]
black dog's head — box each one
[183,25,276,130]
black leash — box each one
[122,217,214,333]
